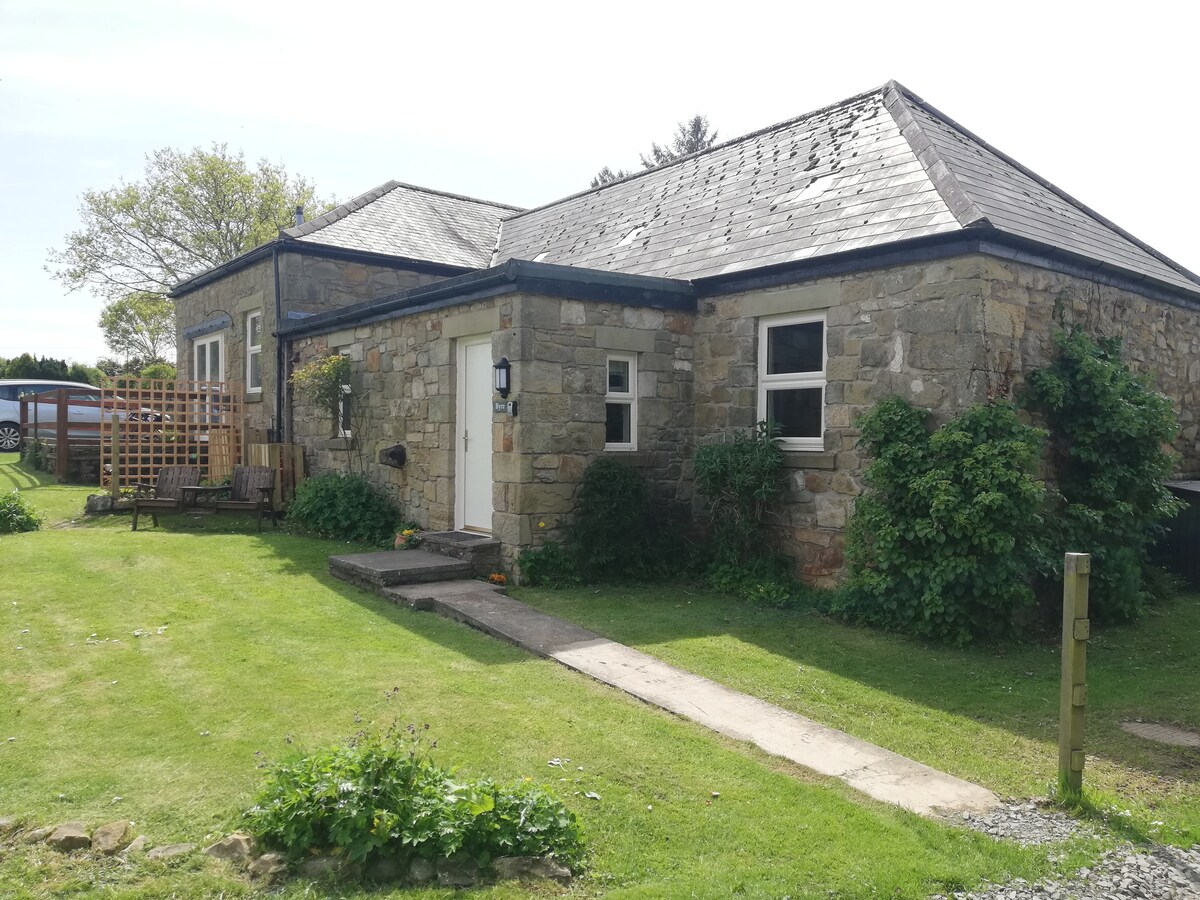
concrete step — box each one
[382,579,507,612]
[418,531,501,577]
[328,549,471,590]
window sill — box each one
[317,437,358,450]
[781,451,836,470]
[245,392,263,404]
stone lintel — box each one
[743,282,840,318]
[595,326,656,353]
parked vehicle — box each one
[0,380,167,451]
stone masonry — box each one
[175,251,451,435]
[290,252,1199,584]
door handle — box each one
[463,429,468,451]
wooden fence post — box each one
[1058,552,1091,795]
[110,413,121,499]
[55,388,69,482]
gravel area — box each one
[934,802,1200,899]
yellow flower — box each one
[538,521,546,528]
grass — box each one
[515,582,1200,848]
[0,454,1091,898]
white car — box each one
[0,380,166,451]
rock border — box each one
[0,816,575,888]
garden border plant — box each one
[244,723,585,874]
[839,397,1047,644]
[1023,327,1184,623]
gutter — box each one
[272,246,285,443]
[278,259,696,340]
[695,227,1200,311]
[168,238,476,299]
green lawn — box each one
[516,582,1200,848]
[0,454,1092,898]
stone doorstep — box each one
[418,531,501,577]
[328,550,471,587]
[383,579,506,612]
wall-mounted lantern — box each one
[493,357,511,398]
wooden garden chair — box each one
[213,465,277,531]
[130,465,201,531]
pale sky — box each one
[2,0,1197,363]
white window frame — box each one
[194,333,224,383]
[757,313,826,452]
[604,353,637,451]
[246,311,263,394]
[338,384,352,439]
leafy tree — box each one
[3,354,68,380]
[98,292,175,364]
[591,114,719,187]
[640,115,719,168]
[590,166,632,189]
[48,143,329,301]
[0,354,101,385]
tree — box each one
[48,143,329,301]
[591,115,719,187]
[639,115,719,168]
[590,166,632,189]
[98,292,175,364]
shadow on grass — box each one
[125,510,536,668]
[515,582,1200,796]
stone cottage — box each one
[170,181,521,437]
[174,81,1200,580]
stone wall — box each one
[289,291,695,569]
[492,294,695,560]
[989,258,1200,474]
[174,257,275,432]
[285,250,1199,584]
[696,253,1200,585]
[175,251,457,435]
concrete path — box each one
[385,579,1000,818]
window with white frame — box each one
[757,313,826,451]
[605,354,637,450]
[338,384,352,438]
[246,312,263,393]
[194,333,224,383]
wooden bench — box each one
[131,465,201,531]
[211,465,277,531]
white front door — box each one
[456,336,493,532]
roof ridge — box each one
[282,179,525,242]
[282,180,401,238]
[384,180,524,213]
[890,82,1200,288]
[502,82,894,223]
[882,81,990,230]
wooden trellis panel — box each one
[100,377,243,490]
[246,443,306,509]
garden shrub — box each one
[572,458,665,581]
[840,398,1046,644]
[19,439,47,472]
[1024,328,1184,622]
[705,555,806,608]
[694,422,784,565]
[519,460,687,586]
[516,541,582,588]
[287,473,401,546]
[244,725,585,871]
[0,489,42,533]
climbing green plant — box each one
[290,353,351,425]
[1023,328,1184,622]
[693,422,785,565]
[840,398,1046,644]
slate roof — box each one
[286,181,522,269]
[495,82,1200,295]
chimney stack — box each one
[294,205,304,227]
